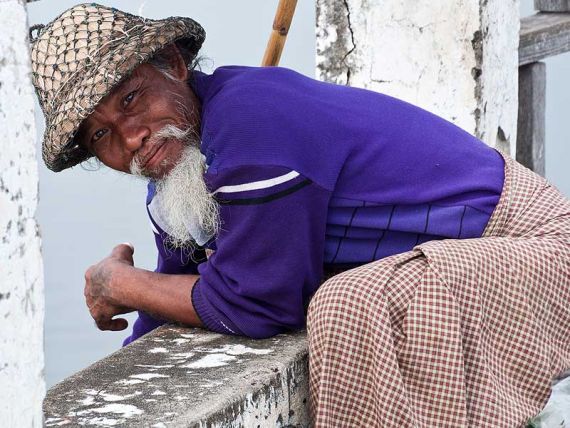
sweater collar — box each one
[188,70,214,104]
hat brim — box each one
[41,15,205,172]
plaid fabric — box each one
[307,153,570,427]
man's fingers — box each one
[95,315,129,331]
[84,265,95,296]
[110,243,134,264]
[107,317,129,331]
[94,316,109,331]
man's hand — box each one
[84,243,202,332]
[84,243,136,331]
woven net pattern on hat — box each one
[31,3,205,172]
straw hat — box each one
[30,3,205,172]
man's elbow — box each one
[241,320,300,340]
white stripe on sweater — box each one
[148,217,159,235]
[213,170,300,194]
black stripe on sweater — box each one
[217,179,312,206]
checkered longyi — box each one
[308,152,570,427]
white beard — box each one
[130,125,220,249]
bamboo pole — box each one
[261,0,298,67]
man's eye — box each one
[92,128,107,143]
[123,90,137,107]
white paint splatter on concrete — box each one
[77,396,95,406]
[130,373,170,381]
[115,379,145,386]
[199,380,225,388]
[101,392,142,402]
[45,417,71,426]
[183,353,237,369]
[172,338,191,345]
[135,364,174,370]
[168,352,195,360]
[148,347,169,354]
[211,344,273,356]
[79,389,142,403]
[177,345,272,370]
[90,403,143,418]
[151,390,167,396]
[151,423,167,428]
[174,395,189,401]
[82,416,120,426]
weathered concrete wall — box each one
[0,0,45,426]
[478,1,520,152]
[535,0,570,11]
[44,326,309,427]
[316,0,520,153]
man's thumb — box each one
[111,242,135,264]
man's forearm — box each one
[114,266,203,327]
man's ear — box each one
[162,43,188,82]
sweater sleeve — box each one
[192,164,331,338]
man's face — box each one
[76,60,200,179]
[77,51,218,246]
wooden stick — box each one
[261,0,298,67]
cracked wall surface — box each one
[316,0,519,152]
[478,1,520,152]
[0,0,45,426]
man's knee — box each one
[308,264,388,328]
[308,252,427,330]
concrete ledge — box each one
[43,323,569,427]
[43,326,309,427]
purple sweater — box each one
[123,66,504,344]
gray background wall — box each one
[28,0,568,387]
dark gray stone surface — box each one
[520,12,570,65]
[535,0,570,11]
[44,326,309,427]
[517,61,546,176]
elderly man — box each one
[31,4,570,427]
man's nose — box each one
[117,121,150,152]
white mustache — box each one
[153,124,192,142]
[130,125,194,176]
